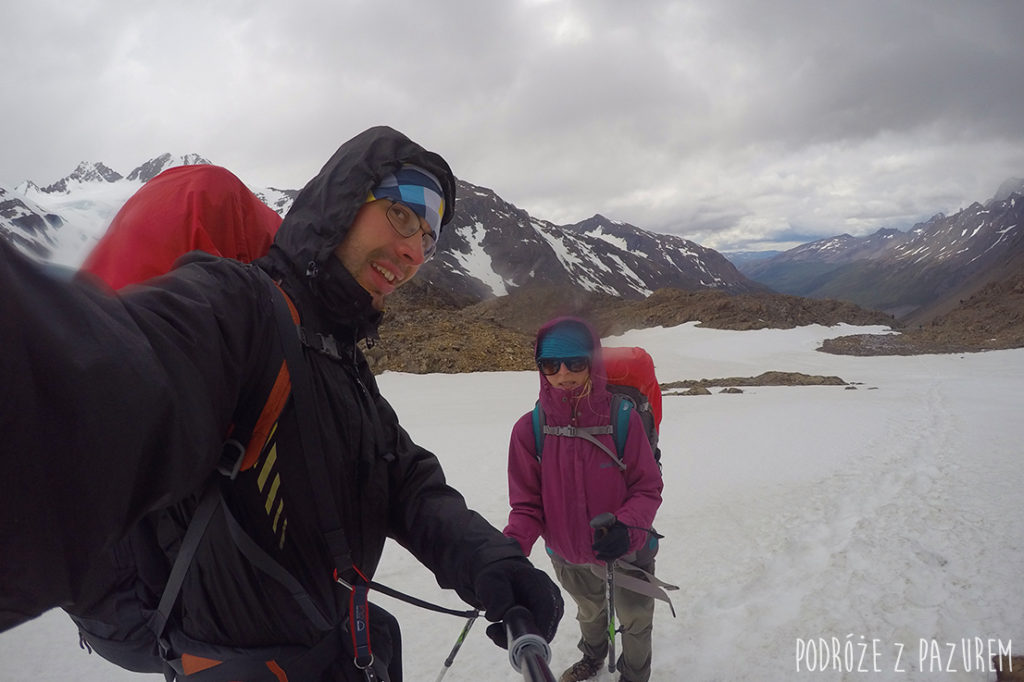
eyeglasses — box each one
[384,200,438,260]
[537,357,590,376]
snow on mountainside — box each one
[413,179,766,304]
[782,227,911,264]
[8,156,218,266]
[1,162,762,302]
[740,180,1024,322]
[39,161,124,193]
[252,186,300,218]
[125,153,210,183]
[0,185,70,260]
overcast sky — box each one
[3,0,1023,252]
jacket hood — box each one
[535,316,609,420]
[262,126,457,338]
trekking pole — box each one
[504,605,556,682]
[434,611,479,682]
[590,512,618,674]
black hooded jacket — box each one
[0,127,522,669]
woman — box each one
[504,317,664,682]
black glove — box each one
[473,558,564,649]
[592,520,630,561]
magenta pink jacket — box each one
[503,317,664,566]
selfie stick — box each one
[504,605,555,682]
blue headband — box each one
[537,323,593,360]
[368,164,445,235]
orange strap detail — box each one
[180,653,223,675]
[277,284,301,325]
[240,362,290,471]
[239,285,299,471]
[266,660,289,682]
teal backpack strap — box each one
[531,401,545,461]
[610,393,634,460]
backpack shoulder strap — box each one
[531,396,629,471]
[531,401,545,460]
[148,480,223,643]
[151,273,349,641]
[263,273,353,581]
[540,423,626,471]
[609,392,635,460]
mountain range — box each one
[4,155,1023,360]
[736,178,1024,324]
[419,179,766,305]
[0,156,764,303]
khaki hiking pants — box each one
[550,553,656,682]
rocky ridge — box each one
[363,285,895,374]
[661,371,855,395]
[820,268,1024,355]
[366,274,1024,375]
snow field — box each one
[1,323,1021,681]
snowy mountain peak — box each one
[41,162,123,194]
[14,179,40,195]
[127,153,212,183]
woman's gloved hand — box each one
[592,520,630,561]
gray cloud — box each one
[3,0,1023,252]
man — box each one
[0,126,562,680]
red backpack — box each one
[603,346,662,430]
[81,164,281,289]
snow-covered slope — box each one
[416,179,766,302]
[14,178,137,266]
[741,181,1024,321]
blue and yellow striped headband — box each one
[367,164,446,235]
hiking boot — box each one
[559,655,603,682]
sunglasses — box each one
[537,357,590,376]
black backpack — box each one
[66,275,361,681]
